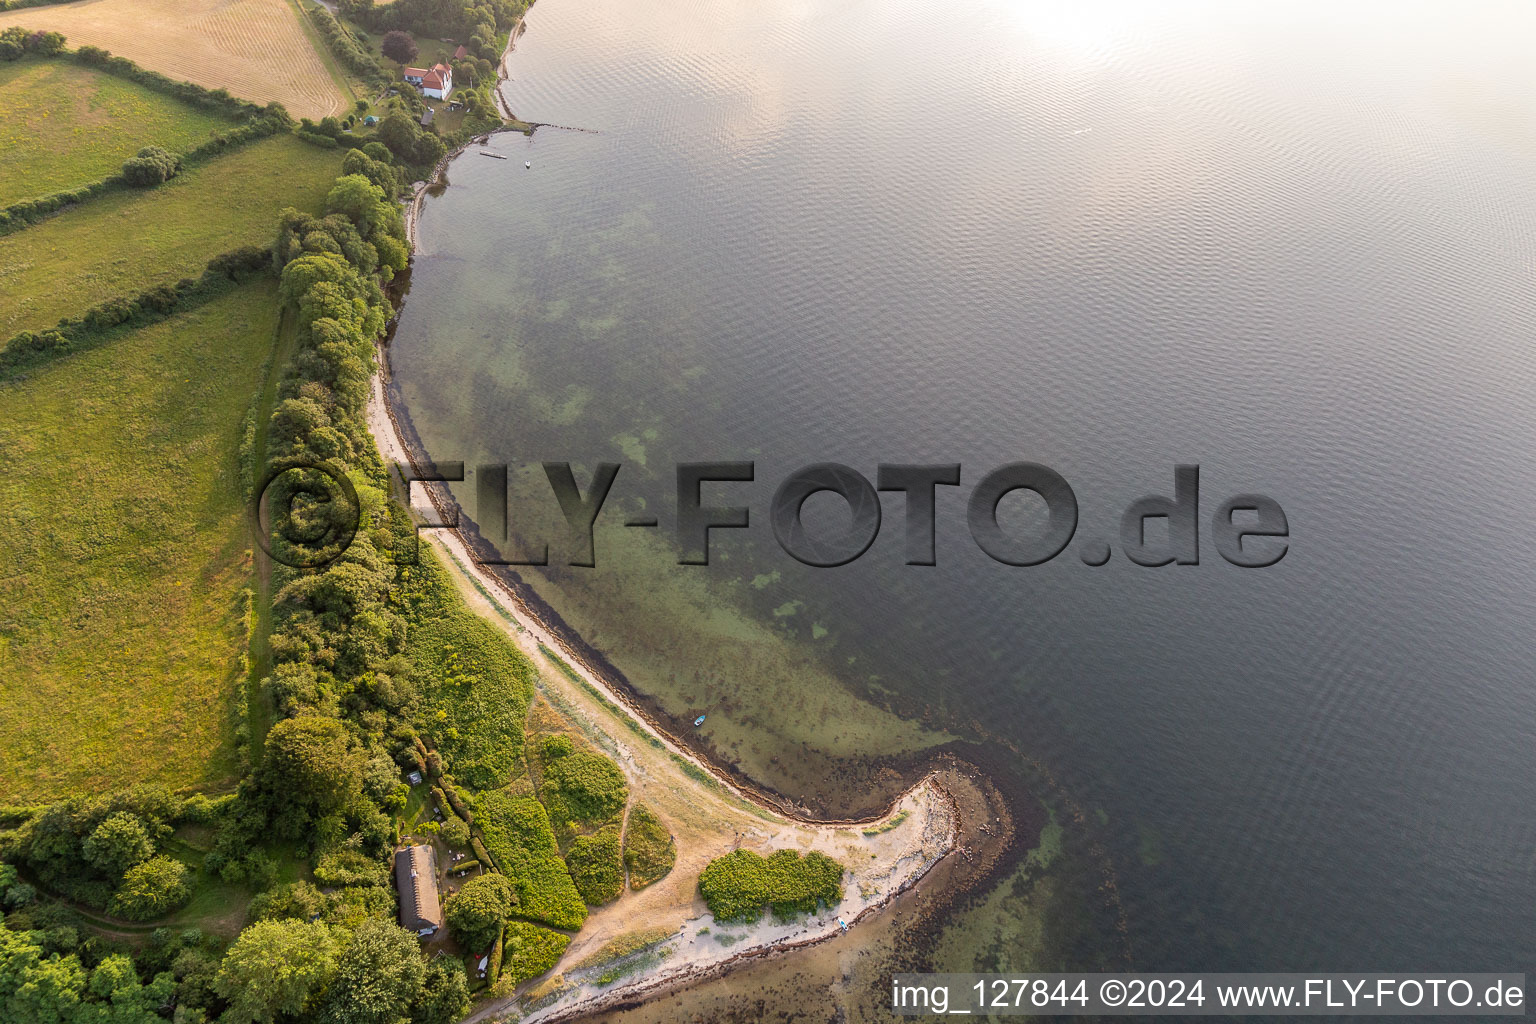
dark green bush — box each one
[697,849,845,924]
[111,856,192,920]
[314,848,390,888]
[444,873,515,951]
[565,825,623,906]
[540,749,627,829]
[501,921,569,983]
[121,145,181,185]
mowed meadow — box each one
[0,0,350,119]
[0,282,281,800]
[0,60,231,207]
[0,134,344,336]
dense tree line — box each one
[346,0,528,63]
[0,149,477,1024]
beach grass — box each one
[0,281,283,801]
[0,134,344,337]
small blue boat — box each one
[693,715,706,727]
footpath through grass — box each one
[0,134,344,337]
[0,281,283,801]
[0,60,234,208]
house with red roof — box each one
[403,63,453,100]
[421,62,453,99]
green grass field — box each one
[0,134,344,336]
[0,59,235,209]
[0,281,283,801]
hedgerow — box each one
[622,803,676,890]
[305,3,387,85]
[564,825,623,906]
[0,50,293,237]
[697,849,845,924]
[472,791,586,930]
[0,106,292,236]
[71,45,268,119]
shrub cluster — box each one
[622,802,676,890]
[0,26,64,59]
[375,109,446,170]
[0,787,203,916]
[444,872,516,951]
[500,921,570,984]
[398,560,535,790]
[121,145,181,186]
[539,746,628,830]
[111,856,192,920]
[472,791,587,930]
[564,824,623,906]
[697,849,846,924]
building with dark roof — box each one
[394,845,442,935]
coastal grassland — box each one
[0,135,344,336]
[397,549,538,790]
[571,927,673,971]
[0,0,350,118]
[622,802,676,889]
[0,59,233,207]
[0,280,283,801]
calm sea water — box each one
[390,0,1536,971]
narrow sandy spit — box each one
[366,365,963,1021]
